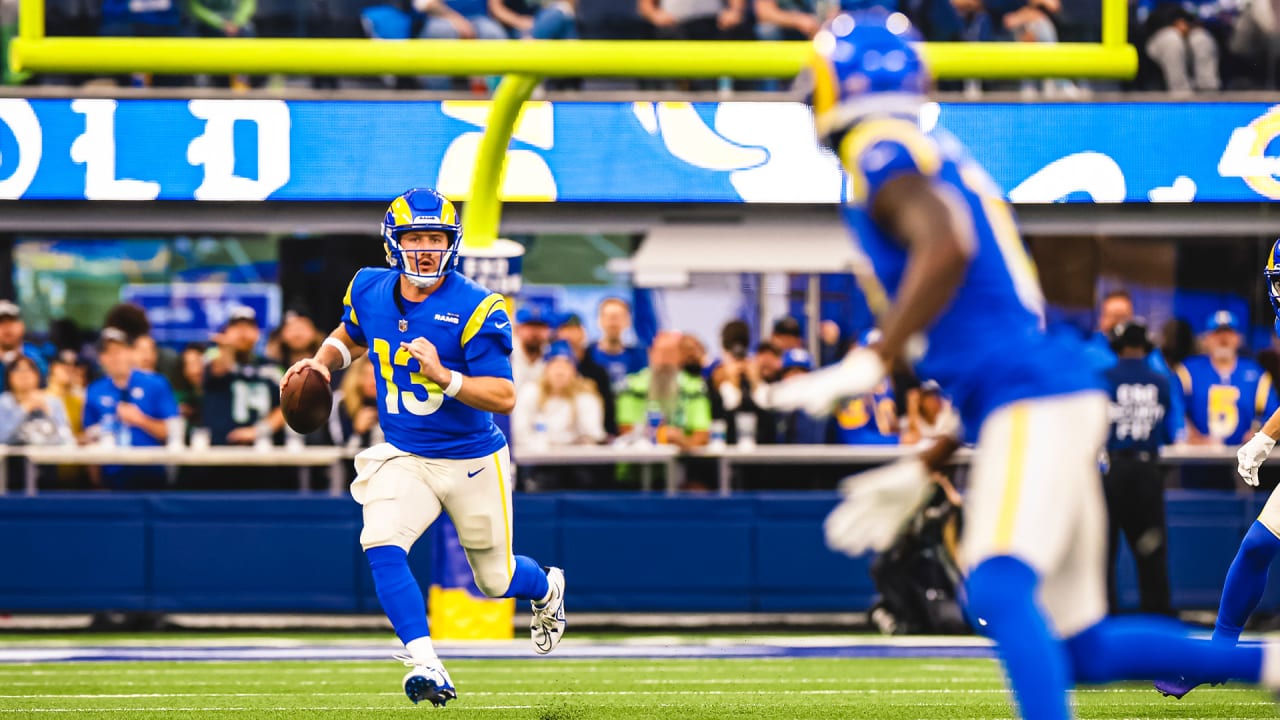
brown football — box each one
[281,367,333,435]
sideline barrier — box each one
[0,490,1266,613]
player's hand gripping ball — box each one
[281,360,334,435]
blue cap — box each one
[781,348,813,372]
[1205,310,1240,333]
[516,306,552,326]
[545,340,577,366]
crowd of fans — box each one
[1,285,1276,492]
[21,0,1280,92]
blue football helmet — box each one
[800,10,929,148]
[382,188,462,289]
[1266,238,1280,335]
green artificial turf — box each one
[0,657,1275,719]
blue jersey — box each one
[589,343,648,391]
[833,382,898,445]
[343,268,511,460]
[83,370,179,447]
[1104,358,1173,454]
[1084,332,1187,442]
[1176,355,1279,445]
[837,117,1101,437]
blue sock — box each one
[1214,521,1280,644]
[1066,616,1262,686]
[366,546,430,645]
[965,556,1071,720]
[501,555,550,601]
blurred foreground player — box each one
[1156,239,1280,698]
[773,13,1280,720]
[282,188,565,707]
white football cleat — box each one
[395,654,457,707]
[530,566,566,655]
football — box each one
[281,367,333,435]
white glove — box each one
[1238,433,1276,487]
[768,347,887,417]
[823,458,933,557]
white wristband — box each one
[322,337,352,370]
[443,370,463,398]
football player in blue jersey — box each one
[281,188,565,707]
[770,12,1280,720]
[1155,242,1280,699]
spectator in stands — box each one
[134,334,159,373]
[556,312,616,436]
[83,328,179,489]
[1177,310,1278,446]
[0,354,72,492]
[1143,1,1220,94]
[414,0,508,88]
[104,302,180,388]
[0,355,73,448]
[1229,0,1280,85]
[678,332,708,378]
[175,342,207,429]
[0,300,48,389]
[830,332,898,445]
[900,379,958,444]
[513,341,606,447]
[638,0,747,39]
[279,309,322,367]
[754,0,818,39]
[769,316,804,353]
[491,0,577,36]
[203,305,284,446]
[817,319,851,367]
[589,297,648,392]
[331,355,383,449]
[617,330,712,449]
[99,0,184,87]
[511,341,607,490]
[709,319,751,437]
[47,350,86,443]
[774,348,827,443]
[513,305,553,391]
[190,0,255,38]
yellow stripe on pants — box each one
[493,451,513,580]
[994,403,1030,551]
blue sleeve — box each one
[463,301,514,381]
[1149,350,1186,443]
[83,386,102,428]
[1157,374,1176,447]
[341,271,367,346]
[627,346,648,374]
[0,395,21,443]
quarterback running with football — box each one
[282,188,565,707]
[1154,237,1280,699]
[771,11,1280,720]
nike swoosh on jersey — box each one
[496,321,510,329]
[467,468,484,478]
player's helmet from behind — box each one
[1266,238,1280,336]
[382,188,462,289]
[799,10,929,149]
